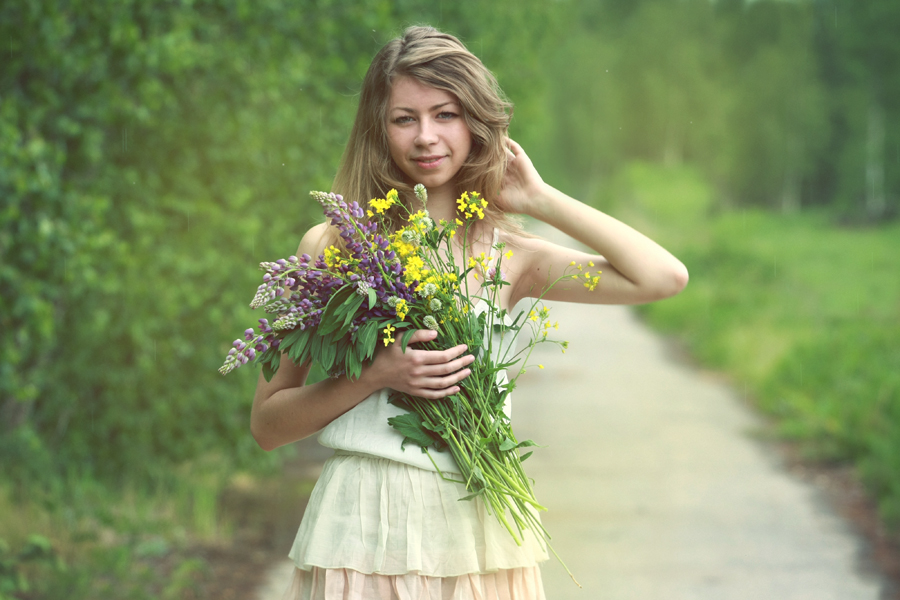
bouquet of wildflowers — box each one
[221,185,599,579]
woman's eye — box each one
[392,115,414,124]
[437,111,458,120]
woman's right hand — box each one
[364,329,475,399]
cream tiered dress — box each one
[281,231,548,600]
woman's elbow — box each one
[649,262,689,301]
[250,413,281,452]
[670,262,689,296]
[251,425,276,452]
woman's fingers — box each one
[415,351,474,376]
[384,330,475,398]
[404,328,438,345]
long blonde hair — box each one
[331,25,522,236]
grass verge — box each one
[0,448,315,599]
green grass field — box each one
[608,163,900,525]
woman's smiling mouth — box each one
[413,155,446,169]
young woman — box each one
[251,25,688,600]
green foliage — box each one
[537,0,898,218]
[0,0,561,591]
[811,0,900,219]
[0,535,64,600]
[625,162,900,527]
[1,0,561,488]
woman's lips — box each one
[413,155,446,169]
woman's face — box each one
[386,76,473,202]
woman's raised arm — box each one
[499,139,689,307]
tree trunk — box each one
[865,99,886,219]
[781,134,801,214]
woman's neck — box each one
[415,186,457,224]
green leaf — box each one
[262,358,277,382]
[387,392,415,412]
[400,327,417,353]
[318,285,354,335]
[458,490,484,502]
[341,294,364,331]
[367,287,377,310]
[287,329,311,364]
[283,327,305,346]
[359,320,379,359]
[500,438,538,452]
[346,343,361,380]
[319,334,336,371]
[387,412,435,449]
[520,451,534,462]
[308,331,321,363]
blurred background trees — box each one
[1,0,899,594]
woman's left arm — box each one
[500,140,689,306]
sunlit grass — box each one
[0,456,286,598]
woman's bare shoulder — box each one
[297,221,337,256]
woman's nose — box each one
[415,118,438,145]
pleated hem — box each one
[280,566,547,600]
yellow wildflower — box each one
[456,191,486,220]
[395,299,408,320]
[323,245,345,269]
[383,324,396,346]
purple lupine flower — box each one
[224,189,423,376]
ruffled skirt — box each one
[283,451,548,600]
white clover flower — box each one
[386,296,399,308]
[418,283,438,298]
[401,229,421,245]
[414,183,428,203]
[355,281,371,296]
[429,298,442,312]
[423,315,440,332]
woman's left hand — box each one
[497,139,545,216]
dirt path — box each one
[255,229,888,599]
[514,301,884,598]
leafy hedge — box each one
[0,0,557,488]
